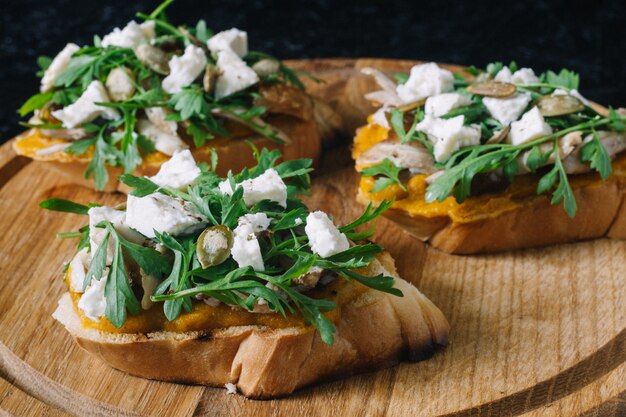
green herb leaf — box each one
[581,129,612,180]
[361,159,406,192]
[40,198,92,214]
[18,91,54,116]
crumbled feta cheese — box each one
[294,217,303,226]
[136,118,187,156]
[238,212,271,232]
[482,93,531,125]
[371,107,390,129]
[126,194,206,239]
[162,45,207,94]
[507,107,553,146]
[88,206,143,264]
[305,211,350,258]
[51,80,120,128]
[105,67,135,102]
[149,149,200,190]
[553,88,590,106]
[416,115,481,162]
[140,270,159,310]
[495,67,539,85]
[425,93,472,117]
[231,222,264,271]
[101,20,155,49]
[219,168,287,208]
[78,276,108,321]
[215,49,260,99]
[225,383,238,395]
[145,107,178,135]
[396,63,454,103]
[40,43,80,92]
[207,28,248,57]
[69,248,89,293]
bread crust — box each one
[53,254,449,398]
[358,174,626,254]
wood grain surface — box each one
[0,59,624,416]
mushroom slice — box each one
[358,140,436,174]
[134,44,170,75]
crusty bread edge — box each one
[357,174,626,254]
[52,253,449,398]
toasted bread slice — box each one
[52,252,449,398]
[13,85,322,193]
[356,150,626,254]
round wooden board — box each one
[0,59,625,417]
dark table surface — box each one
[2,0,625,142]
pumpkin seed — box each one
[536,94,584,117]
[196,225,233,269]
[467,81,516,97]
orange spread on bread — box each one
[356,121,626,223]
[66,269,365,334]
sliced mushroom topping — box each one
[293,266,324,288]
[467,81,517,97]
[134,44,170,75]
[486,126,511,144]
[563,131,626,174]
[203,63,218,94]
[536,94,584,117]
[358,140,437,175]
[361,67,404,106]
[39,127,89,140]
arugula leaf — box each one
[169,85,209,120]
[40,198,92,214]
[609,107,625,132]
[544,69,580,90]
[340,270,402,297]
[18,91,54,116]
[118,174,160,197]
[581,129,612,180]
[526,145,552,172]
[83,230,109,291]
[361,159,406,192]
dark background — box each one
[2,0,625,141]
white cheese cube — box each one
[507,107,553,146]
[126,194,206,238]
[482,93,531,125]
[553,88,590,106]
[416,115,481,162]
[219,168,287,208]
[305,211,350,258]
[89,206,144,264]
[371,107,390,129]
[238,213,270,232]
[215,49,260,99]
[149,149,200,190]
[78,276,108,321]
[495,67,539,85]
[425,93,472,117]
[51,80,120,128]
[396,63,454,103]
[40,43,80,92]
[162,45,207,94]
[69,248,89,293]
[207,28,248,57]
[231,222,264,271]
[101,20,155,49]
[136,118,187,156]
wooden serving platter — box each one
[0,59,625,417]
